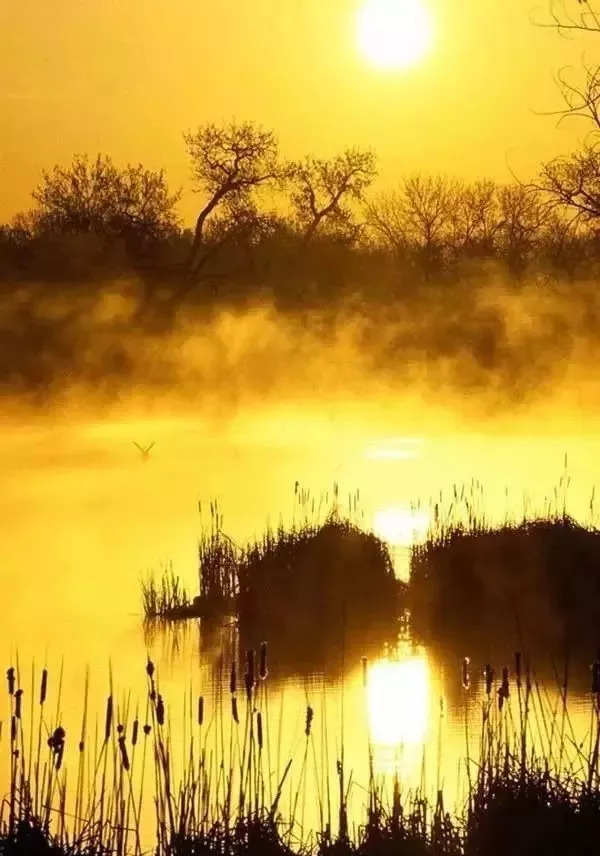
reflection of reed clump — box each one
[237,517,402,672]
[410,513,600,658]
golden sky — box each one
[0,0,596,225]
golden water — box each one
[1,407,599,845]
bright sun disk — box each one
[356,0,433,70]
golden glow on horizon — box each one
[373,506,430,546]
[356,0,433,70]
[366,654,429,746]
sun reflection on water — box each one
[366,651,430,747]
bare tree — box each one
[366,192,411,255]
[184,122,284,275]
[447,180,503,256]
[537,0,599,37]
[497,184,548,271]
[531,1,600,130]
[536,143,600,219]
[398,175,455,253]
[289,148,376,244]
[31,154,181,252]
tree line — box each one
[4,3,600,311]
[1,124,599,292]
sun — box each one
[356,0,433,71]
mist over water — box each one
[3,266,600,420]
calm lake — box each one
[1,406,599,842]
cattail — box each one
[104,696,113,742]
[484,664,494,696]
[10,716,16,743]
[6,667,15,696]
[305,705,314,737]
[156,694,165,726]
[132,720,139,746]
[514,652,522,688]
[232,696,239,724]
[197,697,204,726]
[15,689,23,719]
[143,724,151,736]
[118,736,130,771]
[40,669,48,705]
[230,661,237,695]
[362,657,368,688]
[259,642,268,680]
[461,657,471,690]
[117,723,124,735]
[146,659,155,679]
[244,671,253,700]
[592,660,600,695]
[79,740,84,752]
[257,711,263,750]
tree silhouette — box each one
[289,148,376,244]
[536,144,600,223]
[184,122,284,277]
[367,175,455,273]
[31,154,181,254]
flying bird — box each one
[133,441,155,461]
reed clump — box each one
[236,514,402,672]
[142,562,192,620]
[409,481,600,657]
[142,491,402,672]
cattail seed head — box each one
[40,669,48,705]
[197,696,204,727]
[79,740,84,752]
[257,711,263,750]
[11,716,17,743]
[104,696,113,742]
[244,671,253,701]
[132,720,139,746]
[231,696,239,724]
[146,659,155,678]
[305,705,314,737]
[15,689,23,719]
[7,668,15,696]
[230,662,237,695]
[259,642,268,680]
[143,724,151,736]
[118,736,130,771]
[117,723,124,735]
[156,694,165,726]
